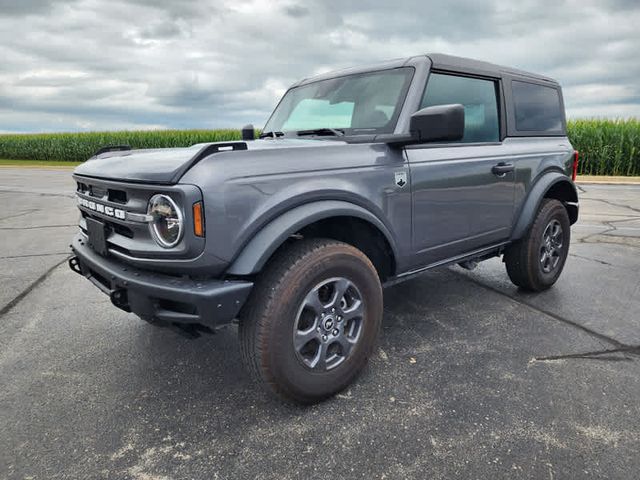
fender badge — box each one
[395,171,407,188]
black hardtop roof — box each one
[293,53,558,87]
[428,53,557,84]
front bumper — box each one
[70,233,253,327]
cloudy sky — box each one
[0,0,638,133]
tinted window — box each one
[421,73,499,143]
[512,81,563,132]
[283,99,354,130]
[264,68,414,135]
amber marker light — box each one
[193,202,205,237]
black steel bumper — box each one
[69,233,253,327]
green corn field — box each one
[567,119,639,176]
[0,120,638,176]
[0,129,242,164]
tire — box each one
[238,238,383,404]
[504,199,571,292]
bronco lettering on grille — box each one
[77,195,126,219]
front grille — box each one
[81,211,134,238]
[90,185,107,198]
[108,189,127,204]
[77,181,127,203]
[76,178,151,256]
[112,223,134,238]
[74,174,203,261]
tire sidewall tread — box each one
[239,239,383,404]
[505,199,571,291]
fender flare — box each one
[511,171,579,241]
[226,200,399,276]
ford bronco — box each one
[69,54,579,403]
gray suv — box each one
[69,54,579,403]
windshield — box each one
[263,67,414,136]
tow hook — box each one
[68,256,82,275]
[110,289,131,312]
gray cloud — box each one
[283,4,310,18]
[0,0,79,16]
[0,0,638,133]
[138,21,187,40]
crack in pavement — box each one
[0,257,70,318]
[0,189,74,199]
[0,209,40,222]
[578,214,640,220]
[569,253,612,266]
[0,224,76,230]
[580,196,640,215]
[535,345,640,363]
[576,237,640,249]
[452,269,626,349]
[453,269,640,365]
[0,252,70,260]
[576,215,640,247]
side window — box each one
[512,81,563,133]
[420,73,499,143]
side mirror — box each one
[241,124,255,141]
[409,104,465,143]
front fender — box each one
[511,171,579,241]
[226,200,398,276]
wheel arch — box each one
[511,172,579,241]
[226,200,399,280]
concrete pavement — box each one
[1,168,639,479]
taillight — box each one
[572,151,579,181]
[193,202,205,237]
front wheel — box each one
[239,239,383,404]
[504,199,571,291]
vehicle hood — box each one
[73,138,346,184]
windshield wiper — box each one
[296,128,345,137]
[258,131,285,139]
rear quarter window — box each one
[512,81,564,133]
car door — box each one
[406,72,516,267]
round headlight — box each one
[147,194,183,248]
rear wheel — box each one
[504,199,571,291]
[239,239,383,404]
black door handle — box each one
[492,162,514,176]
